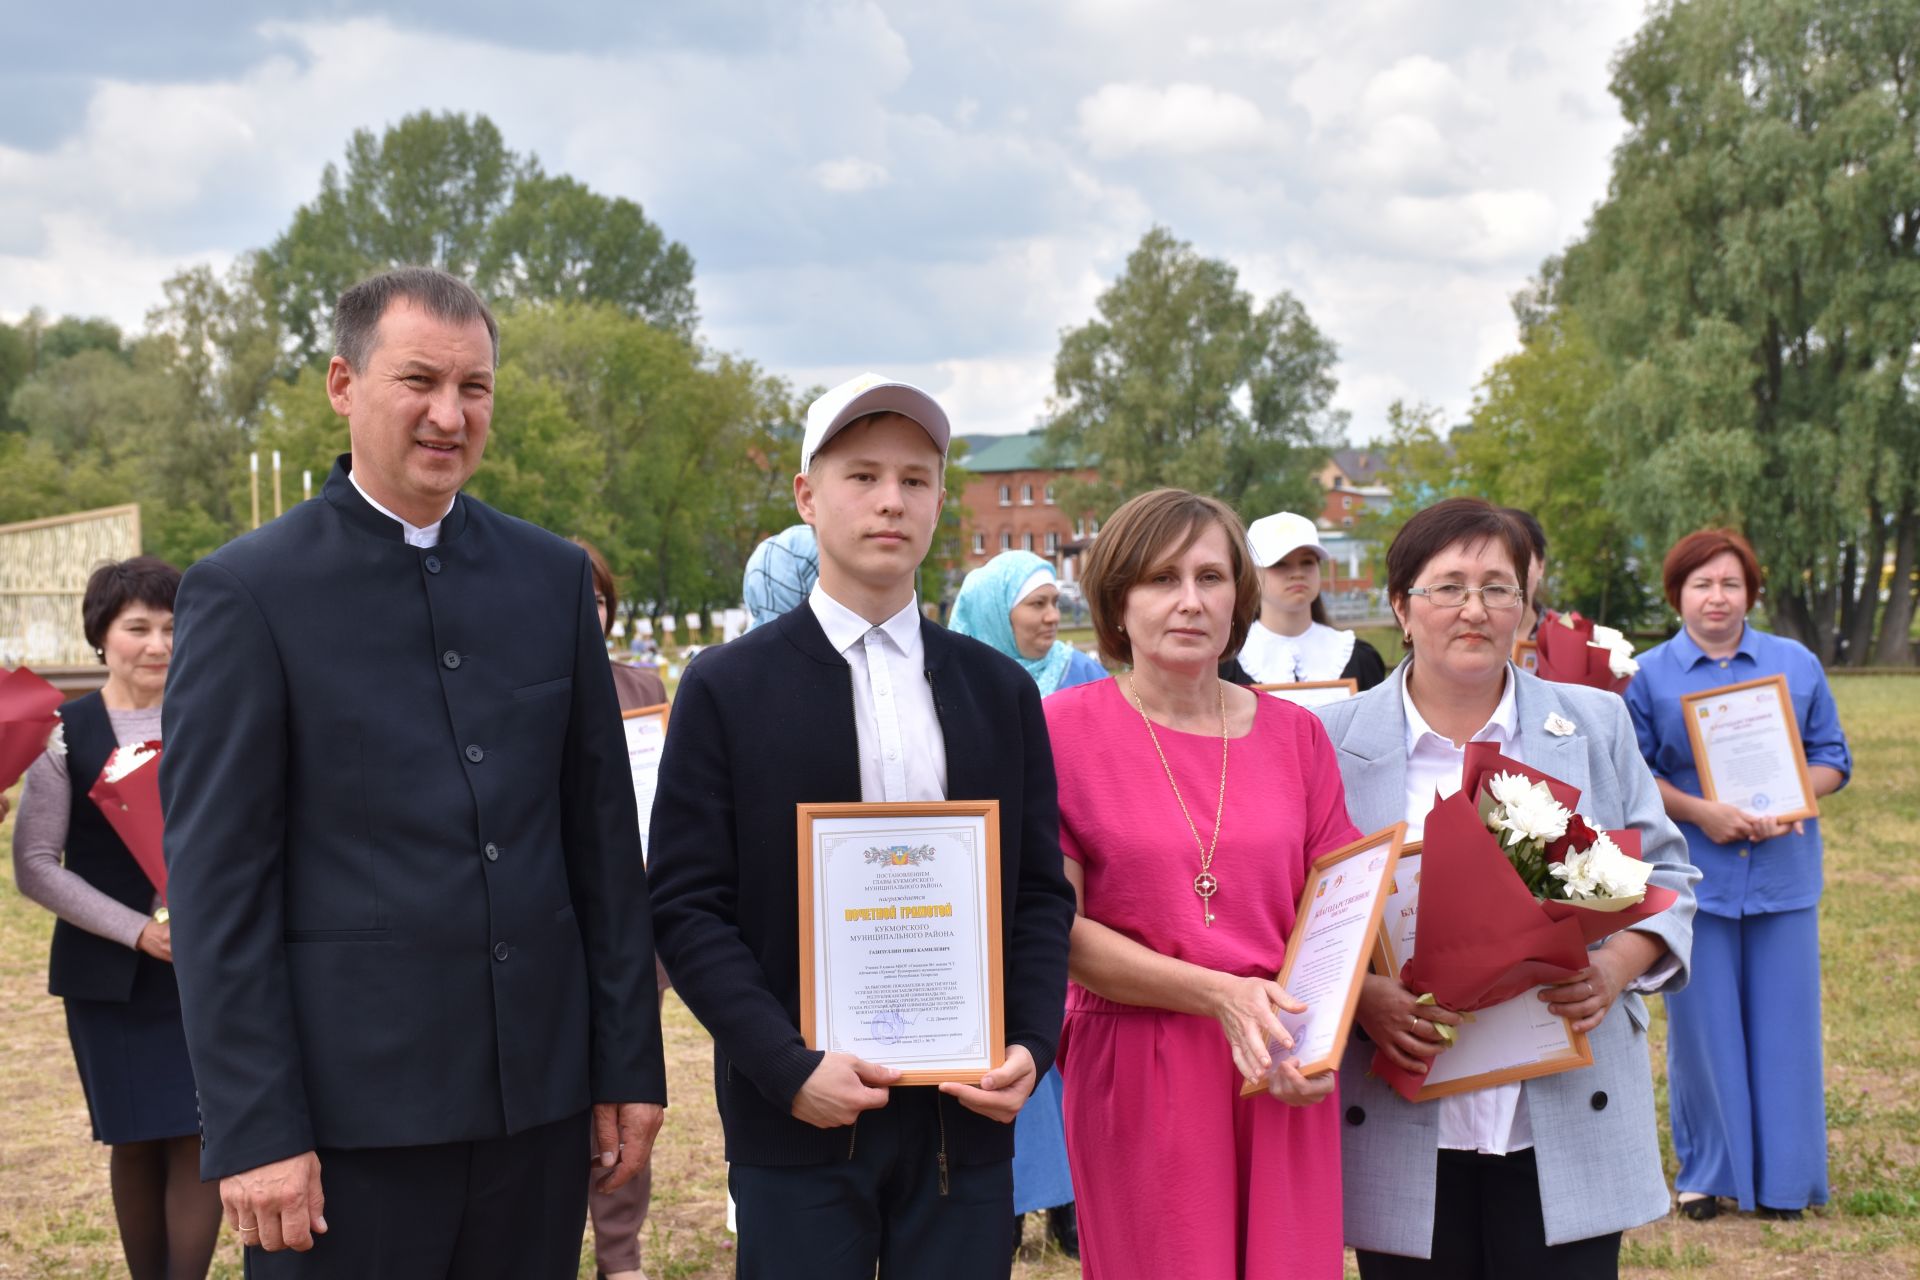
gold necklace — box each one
[1126,673,1229,926]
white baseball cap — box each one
[1247,511,1330,567]
[800,373,952,474]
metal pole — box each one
[272,450,283,517]
[304,470,313,502]
[250,452,261,529]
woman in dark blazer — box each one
[10,557,222,1280]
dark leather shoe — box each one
[1011,1213,1024,1259]
[1048,1203,1080,1260]
[1678,1196,1720,1221]
[1756,1205,1804,1221]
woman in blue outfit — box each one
[1623,528,1851,1222]
[949,549,1105,1258]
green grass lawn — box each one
[0,678,1913,1278]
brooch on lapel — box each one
[1544,712,1576,737]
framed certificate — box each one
[797,801,1005,1085]
[1371,840,1422,979]
[1241,823,1405,1093]
[1250,679,1359,709]
[620,703,669,863]
[1367,839,1591,1100]
[1681,674,1818,824]
[1513,639,1539,672]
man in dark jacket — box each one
[647,373,1076,1279]
[160,267,665,1277]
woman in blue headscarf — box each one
[742,524,820,629]
[949,550,1104,1260]
[950,550,1107,696]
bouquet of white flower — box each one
[1480,772,1655,910]
[1,666,65,791]
[1533,610,1637,692]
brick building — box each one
[954,431,1099,580]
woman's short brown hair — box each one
[1661,529,1762,612]
[1080,488,1259,667]
[571,537,618,637]
[1386,498,1532,612]
[82,556,182,655]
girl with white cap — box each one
[1223,511,1387,690]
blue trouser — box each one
[1665,907,1828,1211]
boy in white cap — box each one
[647,374,1075,1279]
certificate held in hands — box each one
[1240,823,1405,1096]
[1682,674,1818,824]
[798,800,1004,1085]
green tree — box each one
[482,171,697,337]
[1040,227,1346,519]
[1458,313,1656,625]
[264,112,698,366]
[1556,0,1920,663]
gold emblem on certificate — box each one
[1681,674,1819,824]
[797,801,1005,1085]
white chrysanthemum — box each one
[100,743,158,784]
[1501,788,1571,847]
[1586,831,1653,898]
[1486,773,1540,810]
[1550,847,1603,898]
[45,720,66,759]
[1587,625,1640,679]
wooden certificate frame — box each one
[1371,840,1422,979]
[620,703,670,863]
[1240,823,1405,1094]
[1680,674,1819,824]
[1250,678,1360,708]
[797,800,1005,1086]
[1512,639,1539,672]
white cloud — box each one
[1077,82,1275,158]
[812,157,890,192]
[1375,188,1559,265]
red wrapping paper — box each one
[1533,610,1630,694]
[1373,742,1678,1101]
[1,666,65,792]
[88,742,167,902]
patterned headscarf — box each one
[948,550,1075,693]
[742,524,820,628]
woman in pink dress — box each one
[1045,488,1360,1279]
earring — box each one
[95,649,106,663]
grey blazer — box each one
[1316,663,1699,1256]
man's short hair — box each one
[333,266,500,372]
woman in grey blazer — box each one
[1316,499,1698,1279]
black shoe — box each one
[1011,1213,1025,1259]
[1047,1203,1080,1260]
[1756,1205,1804,1221]
[1678,1196,1720,1221]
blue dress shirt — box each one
[1624,624,1851,917]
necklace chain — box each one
[1126,673,1229,926]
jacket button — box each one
[465,744,484,763]
[493,942,510,962]
[484,842,499,861]
[1345,1106,1365,1126]
[424,555,442,574]
[442,650,461,670]
[1591,1091,1609,1111]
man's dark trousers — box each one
[243,1112,588,1279]
[730,1090,1015,1280]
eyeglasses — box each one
[1406,583,1524,610]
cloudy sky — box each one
[0,0,1649,440]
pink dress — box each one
[1045,679,1359,1280]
